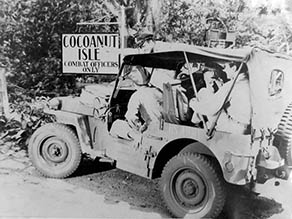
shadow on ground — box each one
[72,156,114,177]
[220,184,283,219]
[67,158,283,219]
[66,157,170,217]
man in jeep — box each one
[136,32,155,53]
[190,61,251,134]
[109,67,163,142]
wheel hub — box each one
[42,137,69,164]
[182,179,198,197]
[49,144,63,157]
[173,169,207,209]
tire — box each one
[160,153,226,218]
[274,103,292,166]
[28,123,82,178]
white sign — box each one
[62,34,120,74]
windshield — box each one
[117,64,182,90]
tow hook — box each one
[275,165,290,180]
[256,164,290,183]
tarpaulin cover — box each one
[123,42,252,69]
[247,49,292,131]
[123,43,292,132]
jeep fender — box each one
[151,133,255,186]
[192,141,255,186]
[44,109,96,157]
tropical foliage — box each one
[1,0,292,100]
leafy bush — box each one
[0,95,55,150]
[1,0,116,99]
[1,0,292,101]
[158,0,292,53]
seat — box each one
[162,83,179,124]
[162,83,193,124]
[176,88,193,122]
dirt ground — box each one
[64,157,288,219]
[0,141,290,218]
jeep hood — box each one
[50,83,113,116]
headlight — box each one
[49,98,61,110]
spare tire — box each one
[274,103,292,166]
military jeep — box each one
[29,43,292,218]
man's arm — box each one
[190,81,232,116]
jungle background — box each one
[0,0,292,148]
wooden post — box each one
[120,5,126,56]
[0,68,9,117]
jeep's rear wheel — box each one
[160,153,226,218]
[274,103,292,166]
[28,123,82,178]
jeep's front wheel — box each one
[28,123,82,178]
[160,153,225,218]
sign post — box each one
[0,68,9,117]
[63,6,127,75]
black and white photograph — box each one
[0,0,292,218]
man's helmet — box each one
[135,31,154,48]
